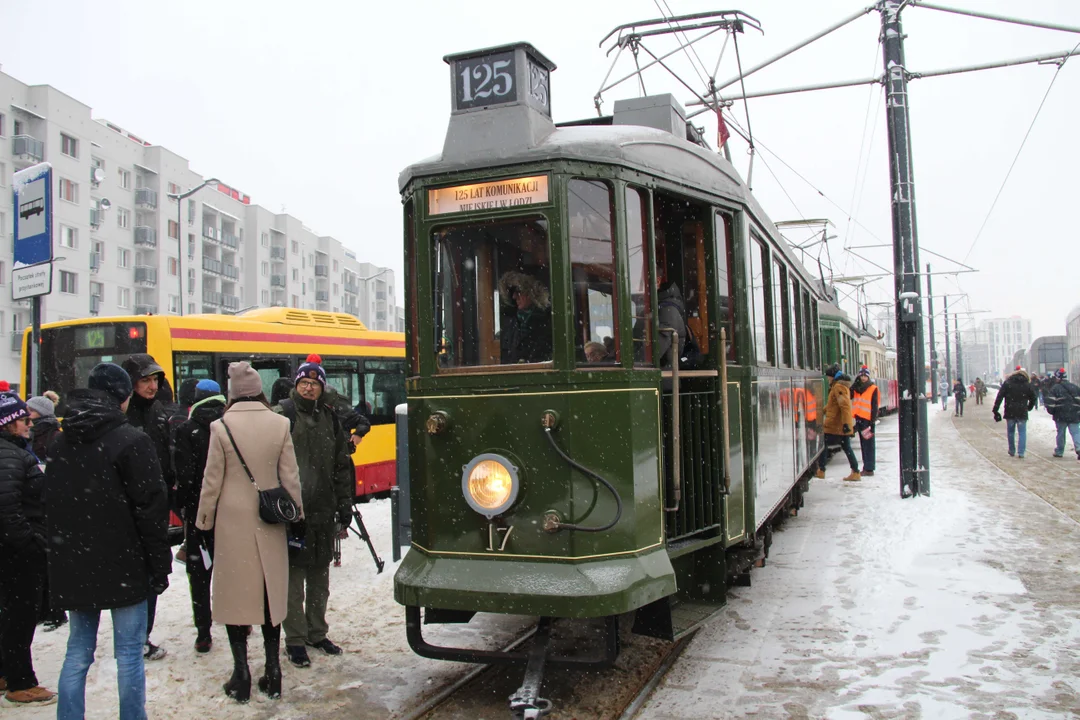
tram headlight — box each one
[461,454,520,518]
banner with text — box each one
[428,175,549,215]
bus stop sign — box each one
[12,162,53,299]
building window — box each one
[168,182,180,196]
[261,262,269,277]
[0,162,6,187]
[187,199,196,224]
[92,240,105,263]
[168,219,179,240]
[261,232,269,247]
[118,169,131,189]
[117,207,131,229]
[291,240,299,254]
[59,178,79,203]
[187,233,195,258]
[261,289,270,305]
[169,295,180,314]
[60,270,78,294]
[168,257,178,276]
[188,302,195,315]
[0,261,5,284]
[118,287,130,308]
[90,281,103,298]
[13,119,23,136]
[291,294,299,308]
[0,113,4,136]
[61,133,78,158]
[292,269,299,281]
[117,248,131,268]
[60,225,78,249]
[332,260,338,272]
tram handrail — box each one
[661,328,681,513]
[720,327,732,494]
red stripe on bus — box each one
[170,328,405,349]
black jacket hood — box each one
[61,389,129,443]
[189,397,225,425]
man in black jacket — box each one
[1045,368,1080,459]
[992,367,1038,459]
[120,353,173,661]
[173,379,226,654]
[0,391,55,705]
[46,363,170,719]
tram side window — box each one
[791,280,803,369]
[404,199,419,375]
[811,299,820,369]
[803,289,816,370]
[773,258,790,367]
[569,180,618,365]
[749,237,771,365]
[715,212,736,362]
[626,187,653,365]
[432,217,551,368]
[655,192,710,367]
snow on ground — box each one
[14,498,530,719]
[641,406,1080,719]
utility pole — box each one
[926,263,937,405]
[881,1,929,497]
[955,314,963,382]
[944,296,951,384]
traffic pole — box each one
[881,1,929,498]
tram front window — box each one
[432,216,551,368]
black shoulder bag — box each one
[220,420,300,525]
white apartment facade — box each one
[978,317,1033,380]
[0,70,397,387]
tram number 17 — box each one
[460,59,513,102]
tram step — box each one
[632,596,724,641]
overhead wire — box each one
[961,40,1079,263]
[844,35,886,252]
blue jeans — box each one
[1055,421,1080,456]
[1007,419,1027,457]
[58,600,147,720]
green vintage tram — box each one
[394,42,828,713]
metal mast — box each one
[881,1,929,497]
[955,314,964,381]
[944,297,951,384]
[926,264,937,405]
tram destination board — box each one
[428,175,549,215]
[454,51,517,110]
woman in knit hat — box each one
[26,396,60,462]
[196,362,303,702]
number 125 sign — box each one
[455,52,517,109]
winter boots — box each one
[223,636,251,703]
[258,628,283,699]
[842,470,861,482]
[814,469,825,479]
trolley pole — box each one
[881,1,929,497]
[944,297,951,385]
[926,264,937,405]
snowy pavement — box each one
[640,406,1080,719]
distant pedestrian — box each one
[120,354,174,662]
[195,362,304,702]
[953,378,967,417]
[938,378,950,411]
[992,367,1037,459]
[1031,374,1042,410]
[270,377,294,407]
[974,377,986,406]
[46,363,171,719]
[1045,368,1080,460]
[815,366,860,482]
[173,380,227,654]
[26,395,60,462]
[0,392,55,705]
[851,367,879,477]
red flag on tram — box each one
[717,109,730,148]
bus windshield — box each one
[38,322,148,403]
[432,215,551,369]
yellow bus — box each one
[20,308,406,500]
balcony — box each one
[270,246,286,260]
[11,135,44,169]
[314,265,328,277]
[220,232,239,250]
[135,188,158,209]
[316,291,329,302]
[223,264,239,280]
[203,225,218,240]
[222,295,240,312]
[134,304,157,315]
[271,275,286,288]
[135,266,158,286]
[134,226,157,247]
[10,333,25,353]
[202,290,223,306]
[202,257,222,275]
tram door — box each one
[654,193,725,541]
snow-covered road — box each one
[640,406,1080,719]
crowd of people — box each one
[0,352,369,716]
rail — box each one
[660,328,680,513]
[720,327,732,493]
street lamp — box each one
[167,178,219,316]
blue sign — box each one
[12,162,53,268]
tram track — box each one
[399,619,696,720]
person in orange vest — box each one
[816,365,860,482]
[851,366,880,477]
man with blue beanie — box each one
[173,378,227,653]
[815,364,861,482]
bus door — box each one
[216,356,292,399]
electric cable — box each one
[544,428,623,533]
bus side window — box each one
[362,359,406,425]
[174,352,214,385]
[322,358,362,409]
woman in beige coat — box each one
[196,362,303,703]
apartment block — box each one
[978,317,1033,380]
[0,69,399,386]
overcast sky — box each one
[4,0,1078,339]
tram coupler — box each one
[509,617,553,720]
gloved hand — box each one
[337,506,353,528]
[842,424,851,435]
[993,411,1002,422]
[149,575,169,596]
[289,518,307,542]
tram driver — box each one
[499,271,553,364]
